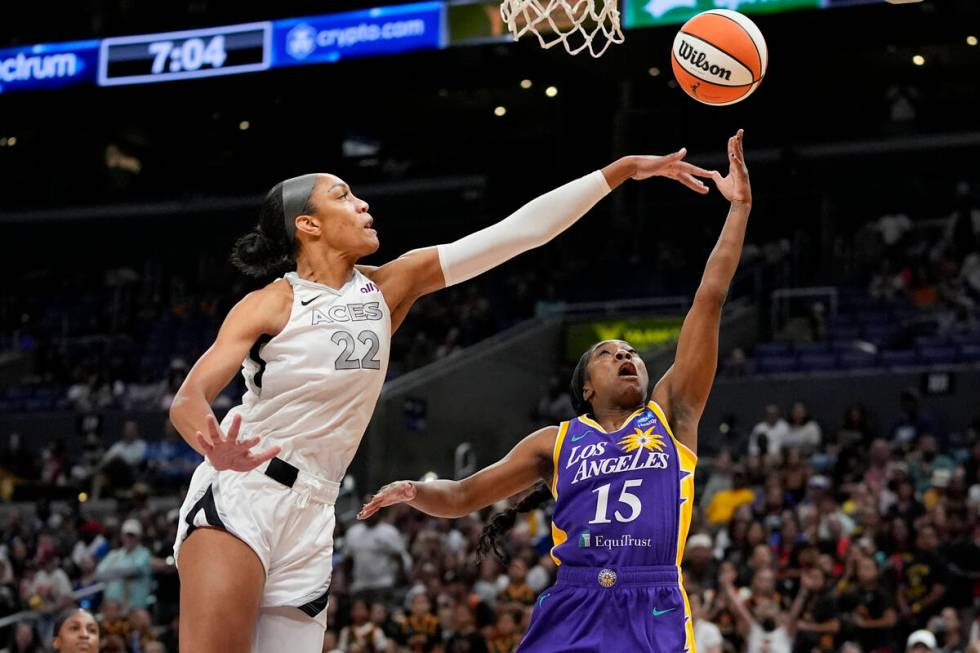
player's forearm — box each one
[436,169,611,286]
[798,619,840,634]
[695,200,751,303]
[407,480,471,518]
[169,390,216,457]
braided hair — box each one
[478,484,554,564]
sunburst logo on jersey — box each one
[618,427,665,453]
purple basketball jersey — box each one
[548,401,698,569]
[514,401,700,653]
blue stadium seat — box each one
[917,346,957,366]
[914,336,949,349]
[959,344,980,362]
[757,356,797,374]
[755,342,792,357]
[794,342,831,355]
[880,350,917,367]
[829,326,861,340]
[862,325,894,343]
[797,353,838,371]
[950,333,980,346]
[838,351,878,369]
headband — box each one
[281,174,318,242]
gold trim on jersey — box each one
[550,421,570,499]
[647,400,699,567]
[550,522,569,566]
[577,404,649,434]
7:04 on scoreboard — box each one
[98,22,271,86]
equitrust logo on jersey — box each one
[576,531,653,550]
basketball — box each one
[671,9,768,106]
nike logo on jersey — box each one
[651,607,676,617]
[301,295,322,306]
[570,432,588,442]
[537,592,551,607]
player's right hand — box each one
[196,413,281,472]
[357,480,418,520]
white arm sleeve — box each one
[436,170,612,287]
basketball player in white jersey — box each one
[169,150,717,653]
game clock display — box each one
[98,22,271,86]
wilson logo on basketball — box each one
[676,39,732,82]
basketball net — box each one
[499,0,624,57]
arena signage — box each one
[623,0,878,29]
[272,2,444,67]
[0,40,99,94]
[564,316,684,362]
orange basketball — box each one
[670,9,768,106]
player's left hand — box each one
[711,129,751,204]
[357,480,417,520]
[630,149,716,194]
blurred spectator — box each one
[896,524,948,630]
[144,420,201,489]
[750,405,789,458]
[486,610,520,653]
[784,401,822,452]
[683,534,718,591]
[838,554,897,653]
[908,435,955,494]
[794,567,840,653]
[720,564,802,653]
[127,609,157,652]
[346,511,412,603]
[21,552,73,641]
[339,599,389,652]
[535,375,575,425]
[497,560,535,613]
[96,599,129,640]
[2,622,41,653]
[932,607,966,653]
[398,593,440,652]
[0,433,36,482]
[691,591,723,653]
[370,601,401,648]
[445,603,488,653]
[891,389,938,448]
[907,630,938,653]
[95,520,152,611]
[96,421,147,496]
[722,348,753,379]
[707,468,756,525]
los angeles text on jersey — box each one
[566,442,670,485]
[311,302,383,325]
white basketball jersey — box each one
[220,270,391,482]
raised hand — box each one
[711,129,751,204]
[357,480,418,520]
[630,149,716,194]
[196,413,281,472]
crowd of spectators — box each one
[2,394,979,653]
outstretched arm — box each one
[364,153,714,330]
[652,130,751,454]
[357,426,557,519]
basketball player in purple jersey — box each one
[360,130,750,652]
